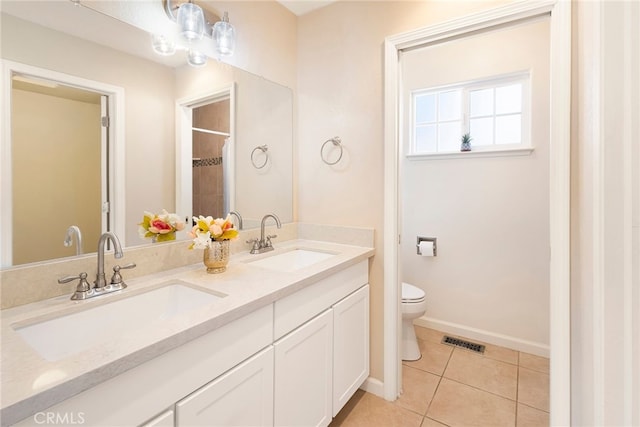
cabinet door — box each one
[333,285,370,416]
[274,309,333,427]
[141,408,174,427]
[176,347,274,427]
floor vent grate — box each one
[441,336,486,354]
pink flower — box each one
[149,219,173,234]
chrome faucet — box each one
[95,232,123,291]
[58,232,135,300]
[248,213,281,254]
[63,225,83,255]
[229,210,243,230]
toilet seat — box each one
[402,282,425,303]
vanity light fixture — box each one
[212,12,235,57]
[176,0,205,41]
[157,1,234,66]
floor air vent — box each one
[441,336,486,354]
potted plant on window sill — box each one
[461,133,472,152]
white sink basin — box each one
[13,283,225,362]
[247,248,336,272]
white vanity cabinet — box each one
[176,346,274,427]
[273,260,370,426]
[15,305,273,427]
[332,284,370,416]
[274,309,334,427]
[12,259,370,427]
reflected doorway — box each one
[192,98,230,219]
[9,75,106,265]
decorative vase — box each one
[461,141,471,152]
[203,240,230,273]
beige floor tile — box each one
[427,378,516,427]
[516,403,549,426]
[403,339,453,376]
[397,365,441,415]
[421,417,448,427]
[330,389,424,427]
[414,326,446,345]
[480,342,519,365]
[518,367,549,412]
[519,352,550,374]
[444,349,518,399]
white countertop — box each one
[0,239,374,425]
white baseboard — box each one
[414,316,550,358]
[359,376,384,399]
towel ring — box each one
[251,145,268,169]
[321,137,343,165]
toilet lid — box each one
[402,282,425,302]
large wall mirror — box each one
[0,1,293,268]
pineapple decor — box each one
[461,133,472,152]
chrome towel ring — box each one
[321,137,343,165]
[251,145,269,169]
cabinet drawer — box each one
[274,260,367,340]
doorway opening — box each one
[383,3,572,425]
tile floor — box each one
[330,326,549,427]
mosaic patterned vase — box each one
[203,240,230,273]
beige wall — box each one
[400,18,550,353]
[296,0,507,382]
[11,89,101,264]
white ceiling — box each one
[277,0,337,16]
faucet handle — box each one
[58,272,92,300]
[246,237,260,248]
[265,234,278,248]
[109,263,136,289]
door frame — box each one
[0,60,125,266]
[382,1,571,425]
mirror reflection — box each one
[0,1,293,268]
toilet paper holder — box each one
[416,237,437,256]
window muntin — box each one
[411,73,529,155]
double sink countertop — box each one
[0,239,374,425]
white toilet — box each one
[401,282,427,361]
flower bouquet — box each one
[138,210,185,242]
[188,214,239,273]
[188,214,239,249]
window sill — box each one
[406,146,534,160]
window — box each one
[410,73,530,156]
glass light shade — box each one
[177,2,205,42]
[187,49,207,67]
[151,34,176,56]
[213,12,235,57]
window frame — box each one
[408,71,533,159]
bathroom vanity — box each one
[0,239,373,426]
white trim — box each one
[0,60,125,266]
[383,3,571,425]
[359,377,384,397]
[406,146,534,160]
[414,317,549,358]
